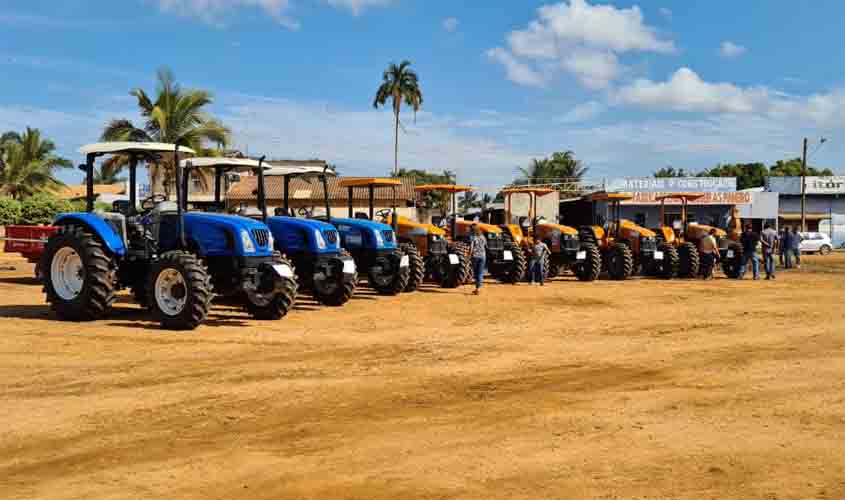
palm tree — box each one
[93,161,127,184]
[517,158,554,184]
[373,61,423,176]
[101,68,230,195]
[0,128,70,199]
[459,191,481,211]
[517,151,588,185]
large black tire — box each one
[677,242,700,278]
[547,260,561,279]
[452,241,473,285]
[147,251,212,330]
[573,243,601,282]
[721,243,743,279]
[42,225,116,321]
[497,243,527,284]
[313,250,356,307]
[400,243,424,293]
[653,243,678,279]
[245,254,298,319]
[606,243,633,281]
[368,256,409,295]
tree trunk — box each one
[393,109,399,176]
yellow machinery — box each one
[416,184,526,284]
[651,193,742,278]
[499,187,601,282]
[580,192,677,280]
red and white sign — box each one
[621,192,752,205]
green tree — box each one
[0,128,71,200]
[459,191,482,211]
[394,168,454,215]
[373,61,423,176]
[653,166,689,178]
[698,162,768,190]
[518,151,587,184]
[101,68,230,195]
[769,158,833,177]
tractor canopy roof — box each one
[180,157,267,172]
[338,177,401,188]
[654,192,705,202]
[587,191,633,202]
[264,165,337,178]
[415,184,473,194]
[79,142,196,157]
[501,187,556,197]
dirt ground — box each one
[1,252,844,500]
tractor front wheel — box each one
[368,256,410,295]
[245,255,298,319]
[400,243,424,293]
[496,243,527,284]
[148,251,212,330]
[677,242,700,278]
[655,244,678,279]
[573,244,601,282]
[451,241,473,285]
[440,245,469,288]
[721,243,743,279]
[606,243,633,280]
[42,225,116,321]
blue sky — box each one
[1,0,844,189]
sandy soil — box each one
[1,251,844,500]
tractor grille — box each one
[251,228,270,247]
[640,236,657,253]
[562,234,579,251]
[324,229,339,245]
[381,230,395,244]
[429,236,447,255]
[486,233,504,252]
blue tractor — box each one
[40,143,297,330]
[186,158,357,307]
[323,178,410,295]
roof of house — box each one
[227,176,416,203]
[58,184,126,199]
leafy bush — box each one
[20,194,73,225]
[70,199,88,212]
[0,197,22,226]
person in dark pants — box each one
[782,228,794,269]
[699,228,721,279]
[760,223,778,280]
[791,227,803,269]
[739,224,761,280]
[529,240,549,286]
[469,224,487,295]
[778,227,787,266]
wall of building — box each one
[502,191,560,224]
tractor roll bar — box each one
[256,156,267,221]
[174,144,187,248]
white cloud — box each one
[615,67,770,113]
[719,41,747,58]
[488,0,673,89]
[324,0,392,16]
[154,0,298,28]
[442,17,459,33]
[486,47,547,88]
[558,101,605,123]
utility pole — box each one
[801,137,808,232]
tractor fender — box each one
[54,213,126,256]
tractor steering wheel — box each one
[375,208,392,221]
[141,194,168,211]
[297,206,312,218]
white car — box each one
[799,232,833,255]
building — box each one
[226,175,418,219]
[765,177,845,239]
[561,177,756,229]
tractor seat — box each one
[152,201,179,216]
[354,212,370,220]
[237,207,263,218]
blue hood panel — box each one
[328,217,398,250]
[182,212,273,257]
[330,217,391,232]
[266,216,340,255]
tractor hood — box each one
[455,219,502,234]
[265,216,341,254]
[391,215,446,236]
[267,215,335,233]
[620,219,656,238]
[184,212,267,232]
[182,212,273,257]
[329,217,399,249]
[537,222,578,236]
[689,223,727,239]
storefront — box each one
[766,176,845,243]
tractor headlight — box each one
[314,229,327,249]
[374,229,385,247]
[267,232,275,250]
[240,229,256,253]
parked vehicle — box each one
[799,232,833,255]
[40,142,297,330]
[3,225,58,278]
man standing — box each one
[739,224,761,280]
[760,223,778,280]
[699,228,721,280]
[778,227,787,267]
[792,227,803,269]
[469,224,487,295]
[529,239,549,286]
[782,227,794,269]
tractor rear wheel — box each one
[42,224,116,321]
[497,243,527,284]
[722,243,743,279]
[440,244,468,288]
[245,254,298,319]
[677,242,700,278]
[368,256,410,295]
[313,250,356,307]
[400,243,424,293]
[452,241,473,285]
[606,243,633,280]
[573,243,601,282]
[148,251,212,330]
[655,243,678,279]
[547,259,561,279]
